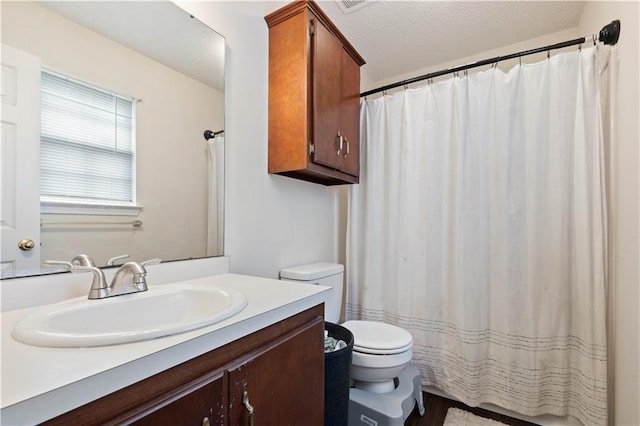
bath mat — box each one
[443,407,507,426]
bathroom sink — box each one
[12,284,247,348]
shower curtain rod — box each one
[360,19,621,98]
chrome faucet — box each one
[108,261,148,297]
[45,259,149,299]
[45,259,108,298]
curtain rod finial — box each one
[600,20,621,46]
[204,129,224,140]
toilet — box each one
[341,320,413,393]
[280,262,425,425]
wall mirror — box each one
[1,1,225,278]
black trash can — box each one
[324,322,354,426]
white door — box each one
[1,44,41,276]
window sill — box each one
[41,199,143,216]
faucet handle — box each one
[70,265,108,299]
[106,254,130,266]
[71,254,96,267]
[140,258,161,267]
[45,260,73,269]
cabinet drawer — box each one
[130,372,225,426]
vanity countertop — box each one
[0,273,330,425]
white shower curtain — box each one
[207,136,224,256]
[346,48,607,425]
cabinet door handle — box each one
[242,391,255,426]
[336,131,343,156]
[344,138,350,159]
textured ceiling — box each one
[41,1,586,94]
[317,1,586,85]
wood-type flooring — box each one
[404,392,539,426]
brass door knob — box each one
[18,239,35,251]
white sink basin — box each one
[12,283,247,348]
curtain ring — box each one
[519,56,522,66]
[464,69,468,77]
[579,43,582,52]
[383,90,387,96]
[404,84,408,91]
[492,62,498,69]
[593,34,597,46]
[428,78,433,85]
[547,50,551,60]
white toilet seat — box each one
[351,348,413,369]
[353,341,413,355]
[342,320,413,354]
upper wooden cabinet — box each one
[265,1,365,185]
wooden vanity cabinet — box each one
[228,316,323,424]
[265,1,365,185]
[43,305,325,426]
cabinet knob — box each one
[242,391,255,426]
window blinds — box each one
[40,70,135,204]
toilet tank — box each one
[280,263,344,323]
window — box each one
[40,69,136,211]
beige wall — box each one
[1,2,224,265]
[175,1,340,279]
